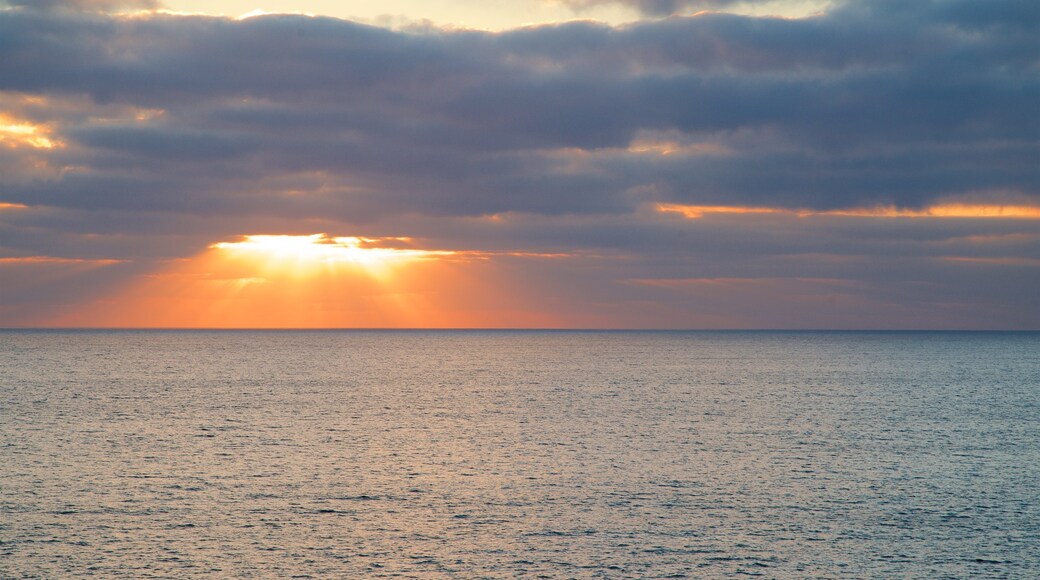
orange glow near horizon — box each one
[656,202,1040,220]
[47,234,574,328]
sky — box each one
[0,0,1037,329]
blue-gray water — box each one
[1,330,1038,578]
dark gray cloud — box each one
[562,0,757,17]
[0,2,1033,222]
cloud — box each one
[0,6,1034,220]
[0,0,1036,327]
[0,0,159,12]
[562,0,762,17]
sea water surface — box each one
[1,330,1038,578]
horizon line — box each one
[2,327,1038,333]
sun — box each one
[211,233,455,279]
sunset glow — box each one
[656,203,1040,220]
[212,234,454,274]
[5,2,1039,576]
[655,204,789,218]
[0,0,1036,329]
[0,114,60,149]
[35,232,580,328]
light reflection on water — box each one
[1,330,1038,578]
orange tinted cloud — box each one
[625,139,731,157]
[656,203,1040,219]
[654,204,788,218]
[0,113,61,149]
[0,256,124,265]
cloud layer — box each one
[0,0,1037,327]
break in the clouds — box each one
[0,0,1037,328]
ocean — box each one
[1,330,1038,578]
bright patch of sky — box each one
[160,0,829,30]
